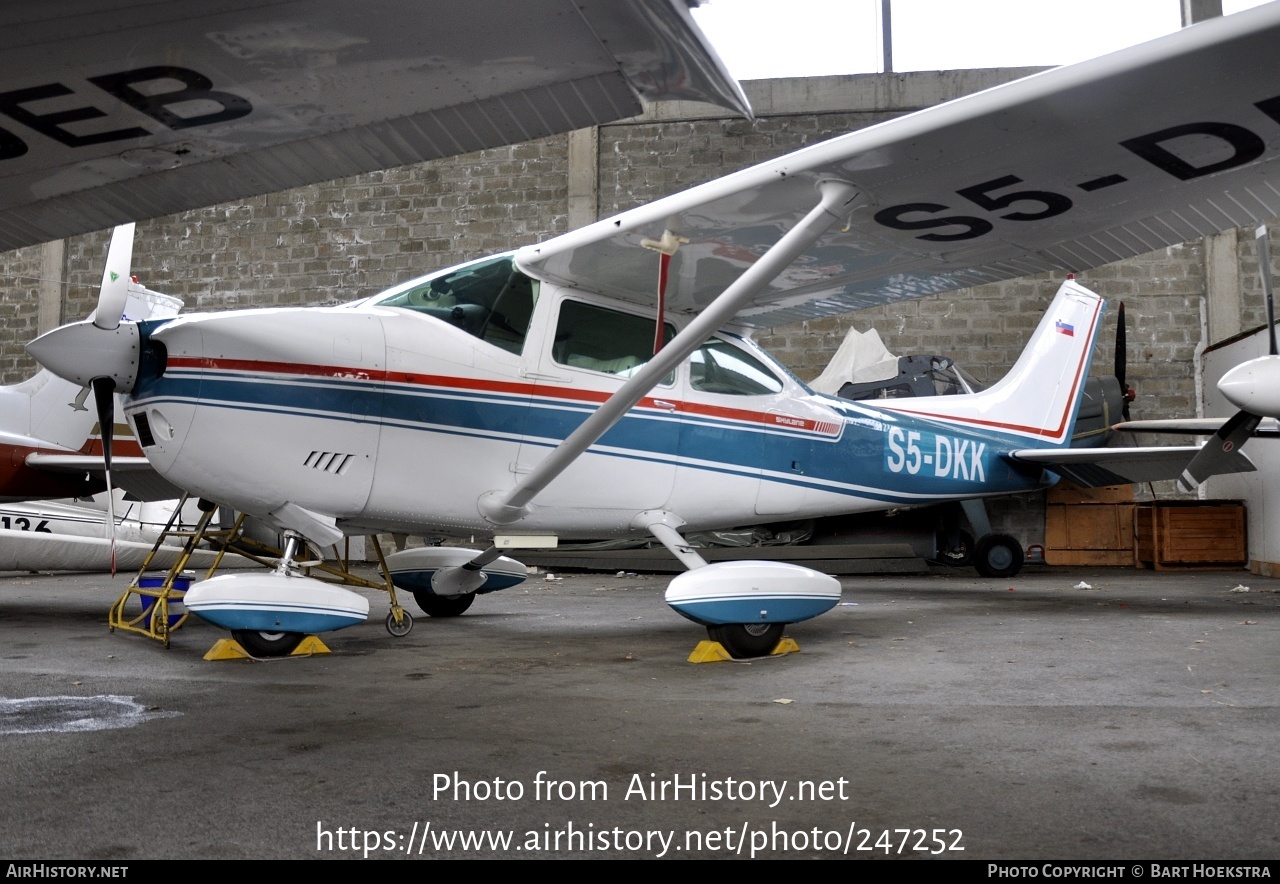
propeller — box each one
[93,224,136,573]
[91,375,118,574]
[1178,224,1280,491]
[27,224,137,572]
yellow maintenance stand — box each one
[108,496,413,651]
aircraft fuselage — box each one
[122,256,1096,541]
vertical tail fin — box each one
[878,279,1105,447]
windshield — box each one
[370,254,537,355]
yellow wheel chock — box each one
[203,634,332,661]
[687,636,800,663]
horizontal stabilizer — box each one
[1115,417,1280,436]
[24,454,188,502]
[1007,445,1255,488]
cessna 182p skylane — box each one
[27,4,1280,657]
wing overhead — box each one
[1008,446,1255,488]
[0,0,748,252]
[518,4,1280,328]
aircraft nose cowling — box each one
[1218,354,1280,418]
[137,307,387,520]
[26,320,141,391]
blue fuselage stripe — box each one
[131,371,1049,504]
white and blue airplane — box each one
[24,4,1280,657]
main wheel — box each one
[973,533,1025,579]
[412,590,475,618]
[708,622,785,659]
[232,630,304,657]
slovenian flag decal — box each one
[1055,320,1074,336]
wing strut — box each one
[478,179,861,526]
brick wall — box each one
[0,243,44,383]
[8,134,573,382]
[0,69,1265,550]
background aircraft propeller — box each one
[1178,225,1279,492]
[1115,302,1135,421]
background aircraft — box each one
[0,494,236,574]
[25,5,1280,657]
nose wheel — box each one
[232,630,304,657]
[707,622,786,658]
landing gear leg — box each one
[370,536,413,637]
[229,530,310,657]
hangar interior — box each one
[0,63,1274,575]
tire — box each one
[973,533,1025,579]
[232,630,304,657]
[708,622,785,659]
[412,590,475,618]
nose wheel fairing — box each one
[183,572,370,636]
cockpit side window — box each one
[689,338,784,396]
[553,300,675,378]
[374,255,537,355]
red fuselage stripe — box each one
[164,357,836,434]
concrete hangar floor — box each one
[0,564,1276,860]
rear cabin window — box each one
[374,255,537,355]
[553,300,675,378]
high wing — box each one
[0,0,748,252]
[517,3,1280,328]
[1006,445,1256,488]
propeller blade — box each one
[1114,301,1132,421]
[1114,302,1126,389]
[1254,225,1277,357]
[1177,409,1261,493]
[90,376,118,574]
[92,223,135,331]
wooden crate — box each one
[1045,502,1136,566]
[1135,501,1247,569]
